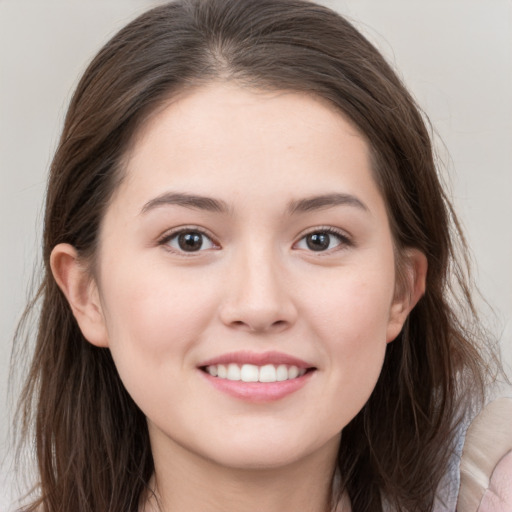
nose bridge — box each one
[220,236,296,332]
[241,240,280,299]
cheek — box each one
[96,260,224,421]
[309,266,395,348]
[302,267,394,417]
[98,257,221,363]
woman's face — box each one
[76,84,422,470]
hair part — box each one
[13,1,499,511]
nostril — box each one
[227,319,289,332]
[270,320,290,331]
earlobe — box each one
[50,243,109,347]
[386,249,428,343]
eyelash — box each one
[157,226,353,255]
[158,226,219,255]
[294,226,353,253]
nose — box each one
[218,245,298,333]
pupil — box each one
[306,233,330,251]
[178,232,203,251]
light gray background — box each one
[1,0,511,507]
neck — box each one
[143,432,346,512]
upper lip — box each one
[198,351,314,369]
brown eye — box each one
[295,229,350,252]
[178,232,204,251]
[305,233,331,251]
[164,230,216,252]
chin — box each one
[210,449,311,471]
[200,430,341,472]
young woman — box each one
[12,0,500,511]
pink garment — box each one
[478,450,512,512]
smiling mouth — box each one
[200,363,314,383]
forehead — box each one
[133,83,365,148]
[114,83,384,216]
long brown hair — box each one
[13,0,497,510]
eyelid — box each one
[293,226,353,252]
[156,225,352,255]
[157,225,220,254]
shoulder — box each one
[457,395,512,512]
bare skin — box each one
[51,83,426,512]
[143,432,342,512]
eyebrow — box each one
[140,191,368,216]
[141,192,230,214]
[287,193,369,215]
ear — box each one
[386,248,428,343]
[50,243,109,347]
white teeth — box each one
[259,364,277,382]
[288,365,299,379]
[240,364,259,382]
[204,363,308,382]
[227,363,241,381]
[276,364,288,382]
[217,364,227,379]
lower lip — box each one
[200,370,314,403]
